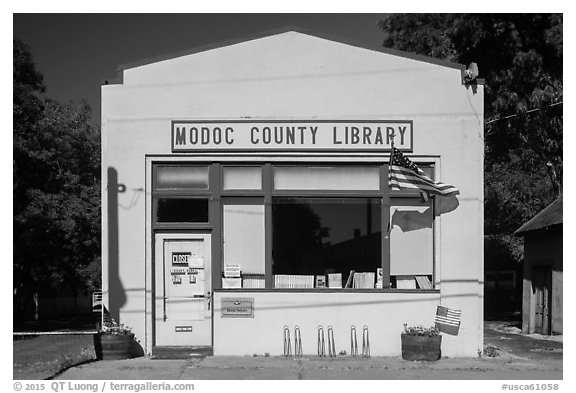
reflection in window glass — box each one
[485,272,497,289]
[390,198,433,276]
[419,166,434,180]
[498,272,516,289]
[274,166,380,190]
[272,198,381,283]
[155,198,209,223]
[223,167,262,190]
[155,166,209,190]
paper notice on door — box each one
[188,256,204,268]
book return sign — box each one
[221,298,254,318]
[171,120,413,152]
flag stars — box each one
[391,148,419,172]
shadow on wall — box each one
[391,207,433,232]
[108,167,145,357]
[107,167,127,326]
[436,195,459,216]
[391,196,459,233]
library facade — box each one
[101,29,484,357]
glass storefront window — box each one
[155,166,209,190]
[272,197,381,288]
[223,202,265,275]
[154,198,209,223]
[389,198,433,289]
[222,166,262,190]
[274,166,380,191]
[150,162,437,291]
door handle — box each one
[207,291,212,311]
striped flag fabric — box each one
[434,305,462,335]
[389,147,459,197]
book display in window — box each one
[415,275,433,289]
[344,270,355,288]
[243,274,266,289]
[352,272,376,289]
[327,273,342,288]
[274,275,315,289]
[396,275,417,289]
[376,268,383,289]
[222,277,242,288]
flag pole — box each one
[382,131,395,290]
[389,132,395,165]
[386,132,395,234]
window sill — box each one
[214,288,439,294]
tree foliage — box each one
[378,14,563,260]
[13,38,101,321]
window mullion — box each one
[381,164,391,289]
[263,164,273,289]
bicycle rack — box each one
[350,325,358,357]
[294,325,303,358]
[362,325,370,358]
[317,326,325,357]
[327,326,336,357]
[283,325,292,357]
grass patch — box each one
[14,334,97,380]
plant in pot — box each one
[401,324,441,361]
[94,323,135,360]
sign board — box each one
[172,120,413,153]
[171,252,191,266]
[221,298,254,318]
[224,264,241,278]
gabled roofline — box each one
[102,26,484,86]
[515,195,563,236]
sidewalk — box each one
[54,353,562,380]
[54,321,562,380]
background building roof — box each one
[515,195,563,235]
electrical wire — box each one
[485,101,562,126]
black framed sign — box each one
[171,120,413,153]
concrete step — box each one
[151,346,213,359]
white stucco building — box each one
[101,28,484,357]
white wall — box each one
[102,31,484,356]
[213,291,440,356]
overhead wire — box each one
[485,101,562,129]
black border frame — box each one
[171,119,414,154]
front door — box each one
[154,233,212,346]
[533,266,552,335]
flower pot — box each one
[94,334,135,360]
[401,334,442,361]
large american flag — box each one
[389,147,459,197]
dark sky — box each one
[13,14,386,126]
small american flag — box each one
[101,306,117,328]
[389,147,459,197]
[434,305,462,335]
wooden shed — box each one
[515,195,563,335]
